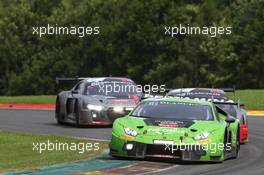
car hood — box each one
[84,95,137,107]
[117,116,220,137]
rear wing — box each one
[213,100,245,107]
[55,77,87,84]
[56,77,87,92]
[220,87,235,93]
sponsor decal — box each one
[144,119,194,128]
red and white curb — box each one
[0,104,264,116]
[0,104,55,110]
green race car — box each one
[109,97,240,162]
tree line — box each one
[0,0,263,95]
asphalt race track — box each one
[0,109,264,175]
[157,115,264,175]
[0,109,111,140]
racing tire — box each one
[55,98,64,125]
[75,101,80,127]
[233,129,240,159]
[223,129,231,159]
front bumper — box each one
[110,138,224,162]
[79,107,132,125]
[117,142,206,161]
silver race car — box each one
[55,77,142,126]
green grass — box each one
[0,131,108,172]
[0,96,56,104]
[227,89,264,110]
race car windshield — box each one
[132,101,213,120]
[85,82,141,97]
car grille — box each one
[146,144,181,158]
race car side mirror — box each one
[240,103,245,107]
[237,99,245,108]
[141,94,154,100]
[225,117,236,123]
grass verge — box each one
[0,131,108,173]
[0,96,56,104]
[227,89,264,110]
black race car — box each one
[55,77,142,126]
[167,88,248,143]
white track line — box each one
[70,136,110,142]
[138,164,179,175]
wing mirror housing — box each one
[225,117,236,123]
[141,94,154,100]
[72,90,79,94]
[239,103,245,107]
[237,99,245,108]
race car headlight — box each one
[87,104,103,111]
[192,132,210,140]
[125,107,134,111]
[124,127,138,137]
[113,106,124,113]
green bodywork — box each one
[109,97,240,162]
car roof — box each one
[168,88,229,100]
[169,88,225,94]
[81,77,134,83]
[143,96,213,106]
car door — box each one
[66,82,82,119]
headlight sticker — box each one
[124,127,138,137]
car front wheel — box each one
[55,98,63,124]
